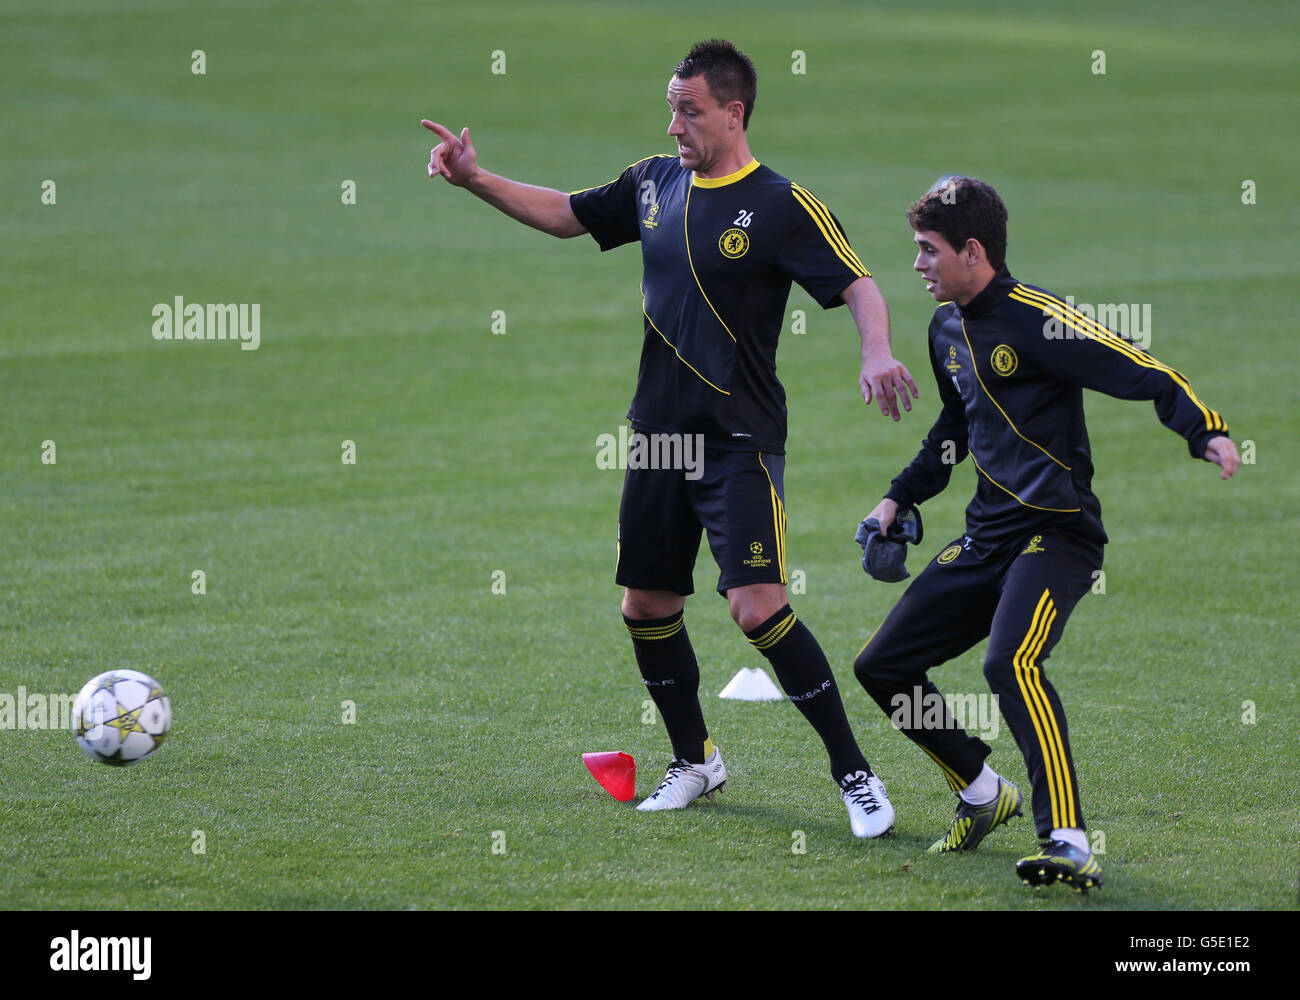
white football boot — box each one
[839,769,895,838]
[636,748,727,811]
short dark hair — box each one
[674,39,757,130]
[906,176,1008,269]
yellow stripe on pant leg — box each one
[1012,590,1065,829]
[921,744,967,791]
[855,624,882,660]
[1016,596,1065,829]
[1023,603,1077,828]
[1021,598,1070,829]
[1022,601,1070,826]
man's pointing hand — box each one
[423,119,478,185]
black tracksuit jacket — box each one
[885,265,1228,549]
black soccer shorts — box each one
[616,446,788,596]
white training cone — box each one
[719,667,785,701]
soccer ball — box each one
[71,670,171,766]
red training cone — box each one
[582,751,637,802]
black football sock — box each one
[746,605,871,780]
[625,611,710,764]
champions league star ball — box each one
[71,670,171,766]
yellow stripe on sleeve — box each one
[790,184,869,278]
[1009,286,1224,433]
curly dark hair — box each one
[674,39,757,130]
[906,176,1008,269]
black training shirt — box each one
[571,155,867,453]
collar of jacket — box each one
[956,263,1017,320]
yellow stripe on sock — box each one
[749,611,797,650]
[626,618,684,640]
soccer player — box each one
[423,39,919,837]
[853,176,1239,888]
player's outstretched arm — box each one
[1028,308,1239,479]
[422,119,587,238]
[842,276,919,421]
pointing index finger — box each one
[421,119,456,143]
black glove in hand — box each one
[854,506,923,582]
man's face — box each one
[913,229,975,305]
[666,73,739,175]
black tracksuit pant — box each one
[854,529,1101,839]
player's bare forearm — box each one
[844,276,891,359]
[422,118,587,238]
[464,170,587,238]
[842,276,918,420]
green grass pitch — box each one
[1,0,1297,910]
